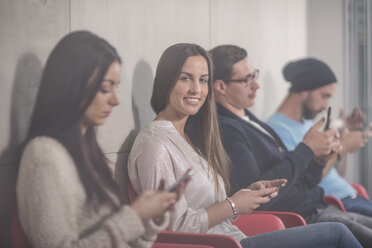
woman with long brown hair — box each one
[16,31,180,248]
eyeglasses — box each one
[229,69,259,87]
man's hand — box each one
[343,106,366,131]
[340,128,367,154]
[303,118,340,160]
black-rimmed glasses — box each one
[229,69,259,86]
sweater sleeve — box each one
[129,139,209,233]
[16,137,164,248]
[297,160,324,188]
[220,124,314,207]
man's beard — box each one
[302,103,318,120]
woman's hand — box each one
[230,186,279,215]
[131,178,189,222]
[131,190,177,221]
[247,179,287,191]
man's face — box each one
[223,58,260,112]
[302,83,336,119]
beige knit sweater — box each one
[16,136,169,248]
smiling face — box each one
[223,58,259,116]
[81,61,121,132]
[161,55,209,120]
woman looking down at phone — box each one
[128,43,361,248]
[16,31,181,248]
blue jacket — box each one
[217,104,326,218]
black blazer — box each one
[217,104,326,217]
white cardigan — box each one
[128,120,246,242]
[17,136,168,248]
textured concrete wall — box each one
[0,0,310,246]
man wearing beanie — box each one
[267,58,372,217]
[210,46,372,247]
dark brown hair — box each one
[23,31,122,207]
[209,45,247,83]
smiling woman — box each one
[159,55,209,126]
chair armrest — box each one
[352,183,370,200]
[232,213,285,236]
[252,210,306,228]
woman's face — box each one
[81,61,121,132]
[163,55,209,119]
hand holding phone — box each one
[167,168,192,192]
[324,107,332,131]
[262,182,286,197]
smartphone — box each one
[167,168,192,192]
[324,107,332,131]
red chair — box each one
[129,182,242,247]
[232,213,285,236]
[352,183,370,200]
[251,210,306,228]
[156,231,242,248]
[11,209,33,248]
[324,183,370,212]
[152,242,214,248]
[324,195,346,212]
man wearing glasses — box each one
[210,45,372,247]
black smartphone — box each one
[324,107,332,131]
[168,169,192,192]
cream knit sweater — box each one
[17,136,168,248]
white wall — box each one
[3,0,348,246]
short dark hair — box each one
[209,45,247,83]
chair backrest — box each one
[232,213,285,236]
[324,195,346,212]
[352,183,370,200]
[11,209,33,248]
[252,210,307,228]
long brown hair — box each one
[151,43,230,193]
[22,31,122,207]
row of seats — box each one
[12,183,369,248]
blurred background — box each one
[0,0,371,246]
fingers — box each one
[258,187,278,198]
[248,181,264,190]
[312,118,325,130]
[158,179,165,191]
[265,179,287,188]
